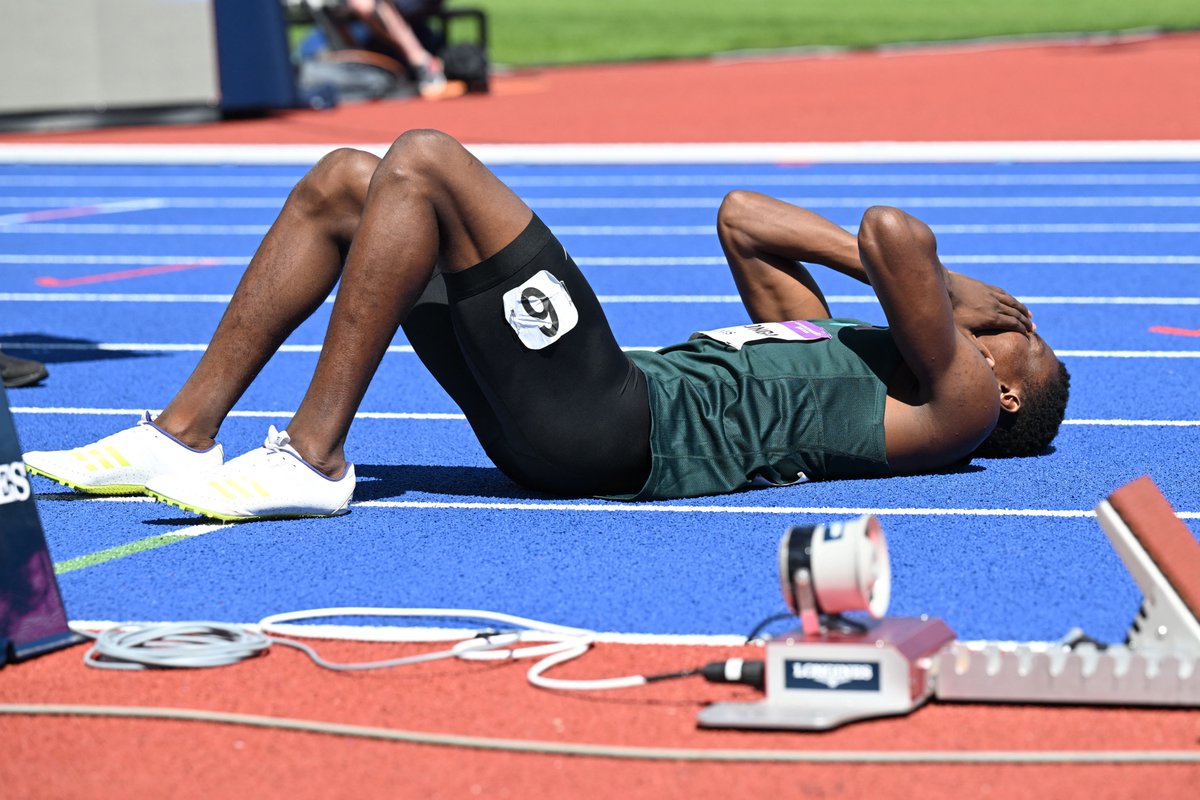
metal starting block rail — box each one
[934,639,1200,706]
[937,476,1200,707]
[699,476,1200,731]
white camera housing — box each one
[778,514,891,622]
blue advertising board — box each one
[0,384,80,664]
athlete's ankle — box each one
[151,409,218,452]
[282,432,347,480]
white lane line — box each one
[355,500,1200,519]
[505,173,1200,188]
[1017,296,1200,305]
[10,195,1200,210]
[3,292,1199,308]
[1057,350,1200,358]
[12,407,1196,427]
[12,406,463,420]
[530,195,1200,209]
[0,171,1186,188]
[934,223,1200,234]
[576,255,1200,266]
[942,255,1200,265]
[3,340,1199,359]
[5,222,1200,236]
[8,337,1200,359]
[572,295,1200,306]
[557,224,1200,236]
[0,197,284,209]
[31,493,1200,520]
[0,341,405,353]
[0,254,248,265]
[0,198,174,207]
[1061,419,1200,427]
[0,223,269,235]
[6,253,1198,267]
[0,176,303,188]
[169,524,229,537]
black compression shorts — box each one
[401,214,651,496]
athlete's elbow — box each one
[858,206,935,261]
[717,190,765,254]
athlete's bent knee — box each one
[294,147,378,218]
[375,129,464,189]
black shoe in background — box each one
[0,350,49,388]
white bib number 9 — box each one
[502,270,579,350]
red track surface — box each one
[4,34,1199,799]
[1,33,1198,146]
[4,641,1199,799]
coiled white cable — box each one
[82,622,271,670]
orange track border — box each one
[1,33,1199,146]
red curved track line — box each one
[17,206,106,223]
[1150,325,1200,338]
[34,258,224,288]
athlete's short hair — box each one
[972,359,1071,458]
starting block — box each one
[699,477,1200,730]
[0,384,81,665]
[936,476,1200,706]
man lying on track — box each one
[24,130,1070,521]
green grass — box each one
[458,0,1200,66]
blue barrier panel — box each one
[213,0,299,111]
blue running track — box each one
[2,158,1198,644]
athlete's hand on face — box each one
[945,271,1034,335]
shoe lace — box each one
[263,425,292,452]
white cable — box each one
[257,607,595,639]
[81,622,270,670]
[525,640,649,690]
[260,607,648,691]
[82,608,657,691]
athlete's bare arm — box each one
[717,190,1034,335]
[718,191,1038,470]
[855,207,1003,469]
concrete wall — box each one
[0,0,219,115]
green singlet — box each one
[615,318,901,500]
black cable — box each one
[642,668,702,683]
[700,658,765,690]
[821,613,869,634]
[744,611,795,643]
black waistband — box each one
[443,213,553,300]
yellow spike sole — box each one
[144,488,348,523]
[25,464,146,496]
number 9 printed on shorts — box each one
[502,270,580,350]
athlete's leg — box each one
[153,149,379,449]
[284,129,535,476]
[283,130,649,495]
